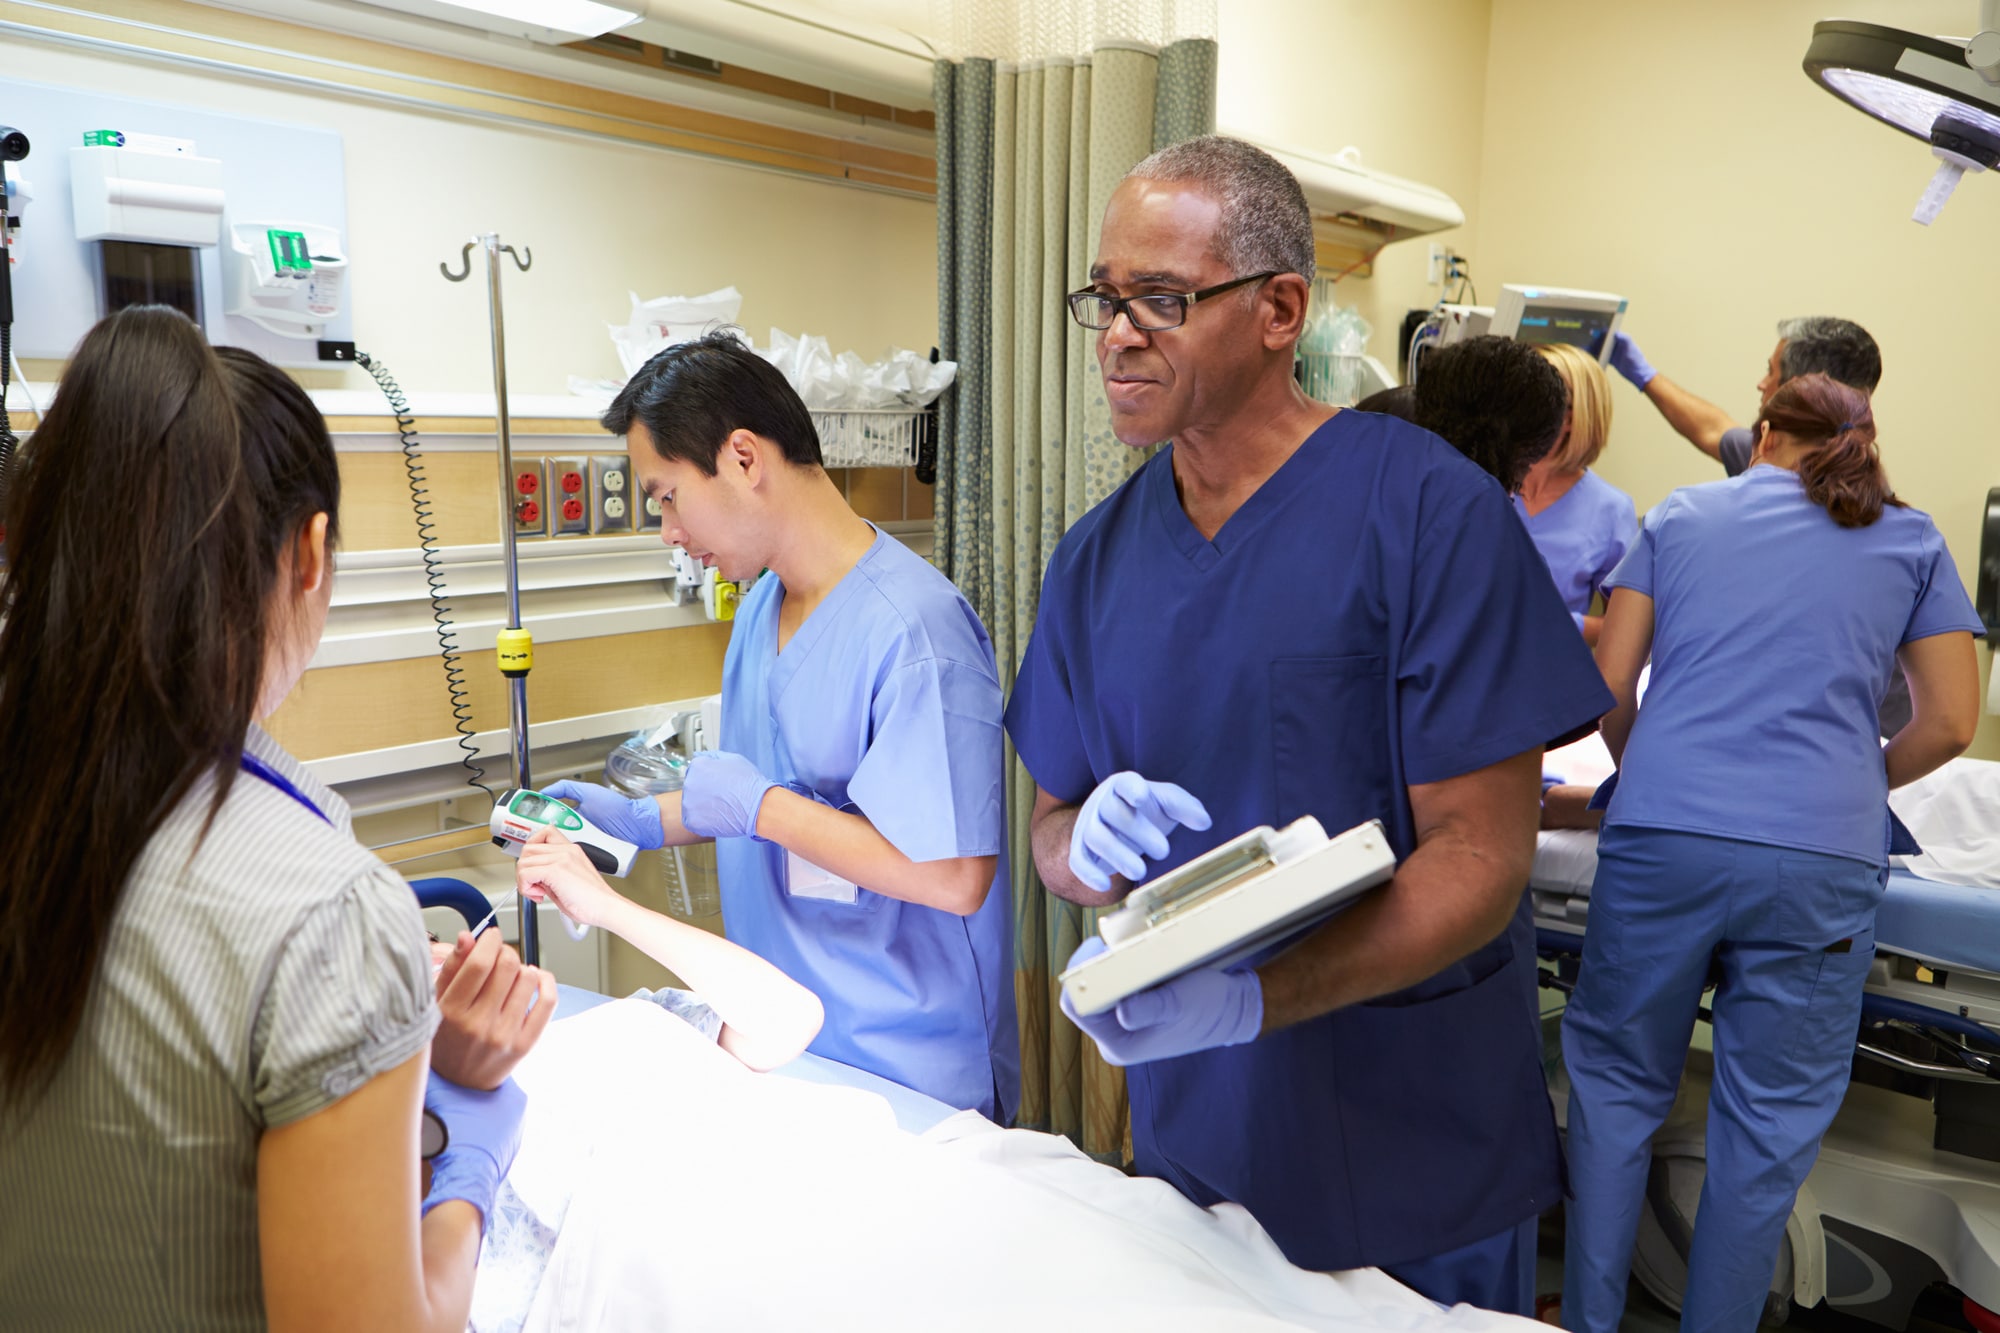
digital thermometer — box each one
[489,788,638,877]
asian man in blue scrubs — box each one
[1005,137,1613,1315]
[549,332,1019,1121]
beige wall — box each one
[1476,0,2000,753]
[1217,0,1494,359]
[6,35,938,395]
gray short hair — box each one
[1775,316,1881,393]
[1126,135,1316,285]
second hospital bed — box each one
[1530,775,2000,1331]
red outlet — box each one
[560,470,584,494]
[515,470,540,495]
[517,498,541,525]
[561,498,585,522]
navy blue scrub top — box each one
[1005,410,1614,1271]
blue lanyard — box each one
[239,751,332,826]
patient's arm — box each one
[1540,785,1603,830]
[1886,631,1981,789]
[516,828,824,1071]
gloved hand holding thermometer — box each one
[536,749,784,851]
[537,779,667,851]
[489,787,641,874]
[1069,771,1213,894]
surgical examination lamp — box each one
[1803,6,2000,223]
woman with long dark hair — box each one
[0,307,525,1329]
[1560,373,1984,1332]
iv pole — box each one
[441,233,540,966]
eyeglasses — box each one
[1065,272,1281,332]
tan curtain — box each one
[935,0,1217,1159]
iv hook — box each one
[439,241,475,282]
[499,244,532,272]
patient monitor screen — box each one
[1515,305,1616,355]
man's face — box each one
[1757,339,1786,407]
[1087,178,1262,446]
[625,421,758,581]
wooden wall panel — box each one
[266,623,732,760]
[340,451,511,551]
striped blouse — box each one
[0,725,438,1329]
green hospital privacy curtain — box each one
[934,0,1217,1160]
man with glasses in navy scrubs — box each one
[1004,136,1612,1315]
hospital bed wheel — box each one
[1631,1150,1793,1327]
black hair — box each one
[1411,336,1569,492]
[0,307,340,1108]
[1354,384,1417,422]
[1776,316,1881,394]
[601,329,822,474]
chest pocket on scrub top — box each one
[785,848,860,905]
[773,783,863,906]
[1270,656,1391,829]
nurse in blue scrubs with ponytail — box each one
[1561,374,1984,1333]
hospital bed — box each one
[1531,816,2000,1331]
[411,883,1545,1333]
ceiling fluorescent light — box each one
[360,0,641,43]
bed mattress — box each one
[1530,832,2000,975]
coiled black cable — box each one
[354,351,494,806]
[0,322,19,524]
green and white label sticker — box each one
[267,230,312,272]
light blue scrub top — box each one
[1602,465,1982,866]
[1513,469,1636,625]
[716,529,1020,1120]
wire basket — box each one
[812,409,925,468]
[1296,352,1367,407]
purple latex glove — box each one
[422,1072,527,1235]
[1059,937,1264,1067]
[681,750,781,840]
[1069,771,1213,894]
[542,779,665,851]
[1607,331,1657,389]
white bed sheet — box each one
[1889,757,2000,889]
[473,999,1543,1333]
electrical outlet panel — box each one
[637,491,664,534]
[590,455,633,534]
[549,457,590,537]
[511,461,546,538]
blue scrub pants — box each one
[1384,1215,1538,1317]
[1560,827,1885,1333]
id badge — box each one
[785,848,859,904]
